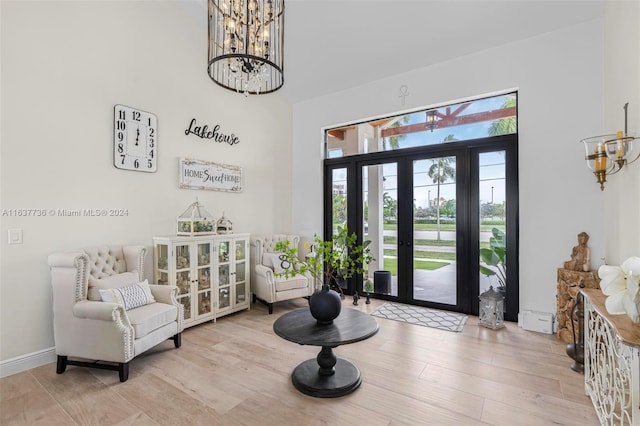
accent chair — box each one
[48,245,184,382]
[251,235,314,314]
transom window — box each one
[325,93,517,159]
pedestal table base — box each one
[291,357,361,398]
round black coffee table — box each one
[273,307,379,398]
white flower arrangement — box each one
[599,256,640,322]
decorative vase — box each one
[309,284,342,325]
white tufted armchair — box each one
[48,245,184,382]
[251,235,315,314]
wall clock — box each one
[113,104,157,172]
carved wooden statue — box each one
[564,232,591,272]
[557,268,599,343]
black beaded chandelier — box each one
[208,0,285,95]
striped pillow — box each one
[99,279,156,310]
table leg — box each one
[317,346,337,375]
[291,346,362,398]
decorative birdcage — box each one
[177,198,216,236]
[216,212,233,234]
[479,286,505,330]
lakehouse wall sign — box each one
[185,118,240,146]
[179,158,242,192]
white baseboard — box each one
[0,347,56,378]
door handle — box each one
[398,241,403,246]
[406,241,412,247]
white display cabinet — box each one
[215,235,250,316]
[153,233,250,327]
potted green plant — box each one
[275,225,374,324]
[275,224,375,294]
[479,227,506,291]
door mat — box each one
[371,302,467,332]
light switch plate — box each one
[8,229,23,244]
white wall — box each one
[0,1,292,363]
[292,19,606,317]
[603,1,640,264]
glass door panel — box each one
[157,244,168,270]
[235,283,246,304]
[478,151,506,295]
[181,296,192,321]
[235,240,246,261]
[198,292,212,316]
[331,168,348,233]
[235,239,247,304]
[219,264,229,286]
[176,244,190,269]
[155,243,169,285]
[330,168,349,291]
[197,243,211,266]
[413,157,457,305]
[218,287,230,309]
[236,263,246,282]
[362,162,398,296]
[176,271,190,295]
[218,241,230,263]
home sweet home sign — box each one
[179,158,242,193]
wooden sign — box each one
[179,158,242,193]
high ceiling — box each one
[189,0,607,103]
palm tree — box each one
[487,97,517,136]
[384,115,410,151]
[427,135,456,240]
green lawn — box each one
[383,223,505,232]
[368,223,501,274]
[384,236,456,246]
[384,249,456,261]
[383,258,449,275]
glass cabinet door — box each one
[156,243,169,285]
[196,242,212,318]
[234,239,247,304]
[175,244,191,321]
[218,263,230,310]
[196,243,211,291]
[217,240,231,310]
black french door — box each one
[324,134,518,321]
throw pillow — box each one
[87,271,139,301]
[264,252,290,274]
[99,279,156,310]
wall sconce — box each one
[425,109,439,132]
[581,103,639,190]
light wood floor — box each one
[1,298,599,425]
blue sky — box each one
[380,94,513,208]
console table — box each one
[581,288,640,425]
[273,308,379,398]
